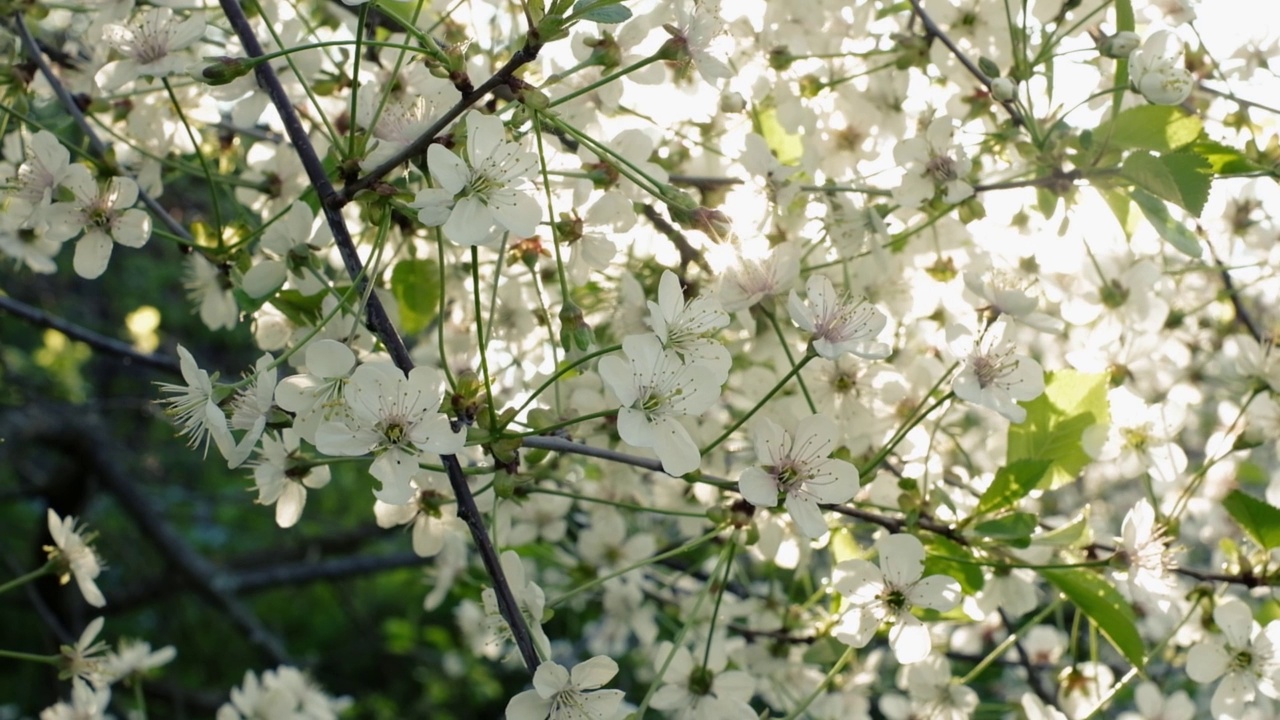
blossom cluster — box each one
[4,0,1280,718]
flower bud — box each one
[991,77,1017,102]
[1101,31,1140,58]
[194,56,254,86]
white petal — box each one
[73,232,114,279]
[785,494,828,538]
[1215,600,1255,649]
[1185,641,1230,684]
[878,533,925,587]
[532,660,571,697]
[427,144,469,194]
[738,467,779,507]
[570,655,619,689]
[888,614,932,664]
[274,482,306,528]
[907,574,962,611]
[443,196,493,247]
[652,416,701,476]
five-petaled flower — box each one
[45,510,107,608]
[788,274,890,361]
[315,362,464,504]
[738,413,860,539]
[948,318,1044,424]
[1186,598,1280,720]
[411,112,541,247]
[505,656,626,720]
[44,174,152,279]
[833,533,962,664]
[598,334,720,476]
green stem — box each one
[701,536,738,669]
[765,309,817,413]
[958,600,1061,685]
[780,646,855,720]
[1110,0,1135,121]
[701,352,815,455]
[859,386,957,477]
[470,246,500,431]
[0,562,53,596]
[513,344,621,417]
[0,648,59,665]
[162,78,223,239]
[548,54,663,109]
[549,526,723,607]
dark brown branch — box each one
[0,295,181,375]
[220,0,540,675]
[1208,244,1264,342]
[906,0,1025,128]
[338,42,544,203]
[639,203,711,274]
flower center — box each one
[926,154,958,183]
[971,350,1019,389]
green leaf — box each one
[1040,567,1145,668]
[923,536,985,594]
[1130,189,1202,258]
[268,289,325,327]
[1160,151,1213,216]
[1100,188,1134,237]
[1222,490,1280,550]
[973,460,1051,518]
[571,0,631,23]
[1098,105,1203,153]
[972,512,1037,548]
[390,259,441,336]
[1007,370,1109,489]
[755,106,804,166]
[1121,152,1182,207]
[1189,140,1264,175]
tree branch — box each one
[0,295,181,375]
[219,0,541,675]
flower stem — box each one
[548,54,662,109]
[780,645,856,720]
[549,526,723,607]
[0,648,58,665]
[470,247,500,432]
[700,353,815,455]
[0,562,53,597]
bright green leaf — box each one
[1100,188,1135,237]
[1121,152,1182,207]
[756,106,804,166]
[1222,490,1280,551]
[1098,105,1203,153]
[1130,189,1202,258]
[572,0,631,23]
[1041,567,1145,668]
[1161,151,1213,216]
[974,460,1051,518]
[1190,140,1263,175]
[973,512,1037,548]
[1007,370,1109,489]
[923,536,985,594]
[390,259,441,336]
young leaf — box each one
[972,512,1037,548]
[973,459,1051,518]
[923,536,985,594]
[1222,490,1280,551]
[1097,105,1203,153]
[1040,567,1145,668]
[1007,370,1109,489]
[390,259,441,336]
[1130,189,1202,258]
[1189,140,1264,175]
[1160,151,1212,216]
[572,0,632,23]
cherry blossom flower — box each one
[411,112,540,247]
[597,334,721,476]
[45,510,107,608]
[662,0,733,85]
[648,269,731,382]
[1115,499,1178,605]
[40,678,112,720]
[963,268,1063,334]
[102,638,177,685]
[1117,681,1194,720]
[0,197,61,273]
[12,130,82,208]
[892,117,974,208]
[216,666,351,720]
[788,274,890,361]
[1129,31,1194,105]
[1186,599,1280,720]
[373,475,465,558]
[505,656,625,720]
[315,362,464,504]
[59,617,110,686]
[480,551,552,661]
[253,429,331,528]
[649,641,756,720]
[225,352,279,468]
[184,254,239,331]
[44,174,152,279]
[96,8,207,91]
[241,200,333,298]
[738,413,860,539]
[948,318,1045,424]
[157,345,236,459]
[718,242,801,313]
[275,339,357,444]
[833,533,962,664]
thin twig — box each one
[15,15,192,243]
[906,0,1025,128]
[639,203,711,274]
[219,0,541,675]
[338,41,544,203]
[1208,243,1264,342]
[0,295,181,375]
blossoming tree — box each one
[3,0,1280,718]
